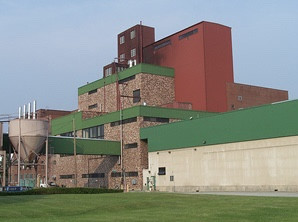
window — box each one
[120,35,125,44]
[88,103,98,110]
[158,167,166,175]
[82,173,105,178]
[154,40,171,50]
[133,89,140,103]
[124,143,138,149]
[110,117,137,127]
[170,175,174,181]
[120,53,125,62]
[179,28,198,40]
[88,89,97,95]
[60,174,74,179]
[143,117,169,123]
[82,125,104,139]
[130,30,135,39]
[131,48,136,57]
[238,96,243,101]
[118,75,135,84]
[126,172,138,177]
[105,67,112,76]
[111,172,122,177]
[61,132,74,137]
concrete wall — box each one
[144,135,298,192]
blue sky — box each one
[1,0,298,121]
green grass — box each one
[1,192,298,222]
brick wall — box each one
[227,82,288,111]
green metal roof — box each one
[78,63,174,96]
[51,106,216,136]
[140,100,298,152]
[47,136,120,155]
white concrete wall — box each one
[144,136,298,192]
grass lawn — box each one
[1,192,298,222]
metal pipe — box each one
[73,118,77,187]
[23,105,26,119]
[28,103,31,119]
[33,100,36,120]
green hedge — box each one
[0,187,123,196]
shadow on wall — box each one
[83,157,118,189]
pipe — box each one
[18,107,21,119]
[33,100,36,120]
[23,105,26,119]
[28,103,31,119]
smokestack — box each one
[28,103,31,119]
[18,107,21,119]
[33,100,36,120]
[23,105,26,119]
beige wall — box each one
[144,136,298,192]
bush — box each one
[0,187,123,196]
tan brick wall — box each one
[78,73,175,113]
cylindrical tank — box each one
[9,119,48,162]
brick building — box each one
[6,21,288,190]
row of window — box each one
[153,28,198,51]
[82,125,104,139]
[143,116,169,123]
[60,171,138,179]
[119,48,136,62]
[119,30,136,45]
[111,171,138,177]
[110,117,137,127]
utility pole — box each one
[73,118,77,187]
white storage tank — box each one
[9,119,48,162]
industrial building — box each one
[1,21,292,192]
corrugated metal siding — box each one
[141,100,298,152]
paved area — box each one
[191,191,298,197]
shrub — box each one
[0,187,123,196]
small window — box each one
[120,35,125,44]
[170,175,174,181]
[88,89,97,95]
[179,28,198,40]
[154,40,171,50]
[126,171,138,177]
[131,48,136,57]
[88,103,98,110]
[143,117,169,123]
[111,172,122,177]
[238,96,243,101]
[105,67,112,76]
[60,174,74,179]
[120,53,125,62]
[110,117,137,127]
[130,30,136,39]
[158,167,166,175]
[124,143,138,149]
[82,173,105,178]
[133,89,140,103]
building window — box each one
[111,172,122,177]
[60,132,74,137]
[238,96,243,101]
[170,175,174,181]
[126,172,138,177]
[60,174,74,179]
[82,173,105,178]
[143,117,169,123]
[179,28,198,40]
[120,35,125,44]
[88,89,97,95]
[110,117,137,127]
[158,167,166,175]
[82,125,104,139]
[120,53,125,62]
[133,89,140,103]
[105,67,112,77]
[118,75,135,84]
[131,48,136,57]
[154,40,171,50]
[124,142,138,149]
[88,103,98,110]
[130,30,136,39]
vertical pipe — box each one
[140,21,143,63]
[3,151,6,187]
[72,118,77,187]
[33,100,36,120]
[28,103,31,119]
[23,105,26,119]
[18,107,21,119]
[45,138,48,186]
[17,118,21,186]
